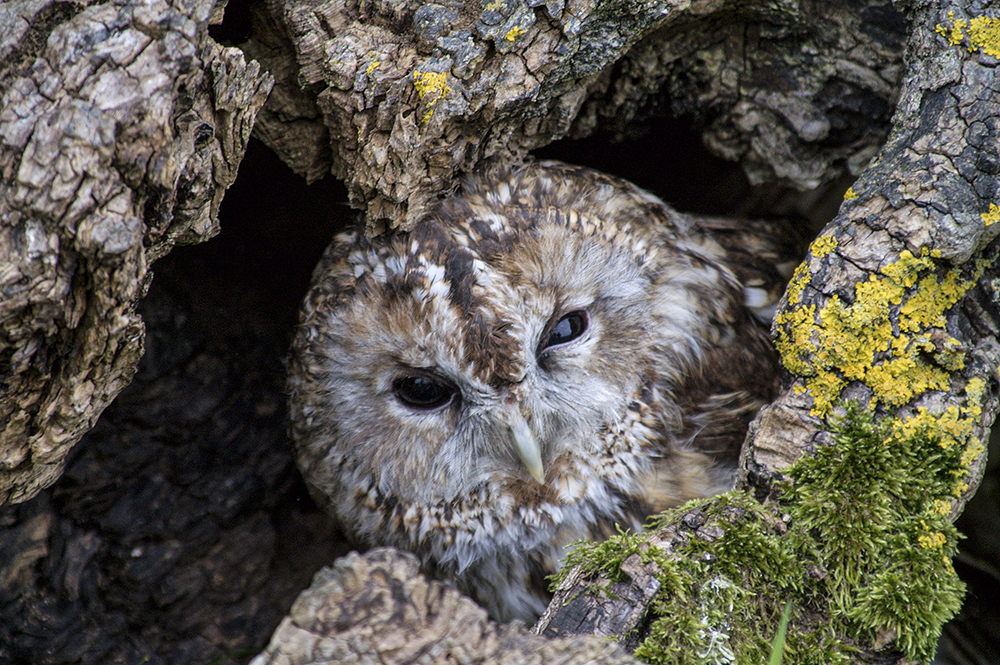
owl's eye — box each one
[542,309,590,351]
[392,376,456,411]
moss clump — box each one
[555,406,970,664]
[783,405,966,662]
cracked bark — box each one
[243,0,905,229]
[0,0,273,505]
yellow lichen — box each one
[505,26,525,42]
[412,70,451,123]
[937,12,1000,57]
[843,187,859,201]
[366,60,380,75]
[886,376,988,496]
[968,16,1000,58]
[774,249,982,417]
[785,262,811,306]
[917,522,948,550]
[810,234,838,258]
[982,203,1000,226]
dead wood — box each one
[0,0,272,506]
[249,548,638,665]
[243,0,904,229]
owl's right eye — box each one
[392,376,456,412]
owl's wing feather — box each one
[646,213,805,505]
[690,215,806,322]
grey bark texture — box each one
[0,0,273,505]
[249,548,638,665]
[244,0,904,229]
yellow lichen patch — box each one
[891,406,971,451]
[810,234,838,258]
[887,376,989,497]
[505,26,525,42]
[917,520,948,550]
[936,11,968,46]
[366,60,380,75]
[982,203,1000,226]
[933,499,951,516]
[937,12,1000,57]
[774,249,982,417]
[964,377,986,417]
[785,261,811,306]
[412,70,451,123]
[968,16,1000,58]
[843,187,859,201]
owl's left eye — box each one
[392,375,457,412]
[541,309,590,352]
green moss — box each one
[783,405,966,662]
[556,406,969,664]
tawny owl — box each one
[288,161,798,623]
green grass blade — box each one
[769,601,793,665]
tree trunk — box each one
[1,0,998,663]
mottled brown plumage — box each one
[288,161,798,623]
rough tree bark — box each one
[244,0,905,229]
[0,0,272,505]
[1,0,998,662]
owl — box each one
[288,161,798,623]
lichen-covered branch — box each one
[536,2,1000,662]
[0,0,272,506]
[244,0,904,228]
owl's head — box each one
[289,161,749,564]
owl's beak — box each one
[507,410,545,484]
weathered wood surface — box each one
[244,0,905,228]
[0,0,272,506]
[249,548,638,665]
